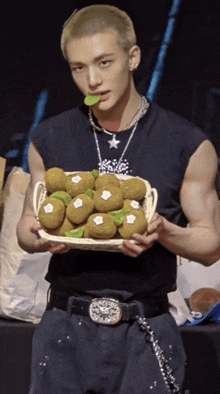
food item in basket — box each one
[50,191,72,206]
[66,194,95,224]
[65,172,95,197]
[123,199,143,212]
[95,173,120,190]
[83,224,92,238]
[118,210,148,239]
[87,213,118,239]
[38,197,66,229]
[93,186,124,212]
[120,178,146,201]
[48,215,74,236]
[37,171,155,243]
[45,167,67,194]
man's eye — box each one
[72,66,84,72]
[100,60,111,67]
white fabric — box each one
[168,289,193,325]
[177,256,220,299]
[0,167,50,323]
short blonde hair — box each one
[61,5,137,60]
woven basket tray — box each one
[33,173,158,252]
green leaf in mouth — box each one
[84,94,101,106]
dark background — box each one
[1,0,220,178]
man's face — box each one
[66,30,132,112]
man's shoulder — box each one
[41,105,87,128]
[153,102,196,131]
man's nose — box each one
[87,67,102,88]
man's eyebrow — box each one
[69,53,114,66]
[94,53,114,61]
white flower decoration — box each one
[73,198,83,209]
[130,200,140,209]
[44,203,54,214]
[126,214,136,224]
[93,216,104,226]
[71,175,82,184]
[101,190,112,201]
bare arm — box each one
[159,140,220,264]
[119,140,220,265]
[16,143,69,254]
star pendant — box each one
[108,134,120,149]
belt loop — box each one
[135,301,146,319]
[47,286,51,304]
[46,286,52,310]
[67,296,75,318]
[122,302,129,321]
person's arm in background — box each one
[16,142,69,254]
[119,140,220,266]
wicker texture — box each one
[33,173,158,252]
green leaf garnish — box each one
[91,169,99,179]
[50,192,70,206]
[109,209,129,217]
[65,227,85,238]
[108,209,129,226]
[85,189,95,199]
[84,95,101,106]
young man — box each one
[17,5,220,394]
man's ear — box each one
[128,45,141,71]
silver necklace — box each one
[89,96,148,149]
[92,96,149,174]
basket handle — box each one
[33,181,44,218]
[148,188,158,223]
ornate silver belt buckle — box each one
[89,298,122,325]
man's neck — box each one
[92,88,142,132]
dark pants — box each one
[29,304,186,394]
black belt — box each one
[47,289,168,325]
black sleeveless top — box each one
[31,102,208,300]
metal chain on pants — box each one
[138,317,180,394]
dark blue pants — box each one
[29,306,186,394]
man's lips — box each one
[100,91,111,102]
[89,91,110,99]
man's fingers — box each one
[118,231,159,257]
[48,243,70,254]
[147,215,163,234]
[30,223,42,235]
[33,237,70,254]
[118,241,141,257]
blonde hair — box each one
[61,5,137,59]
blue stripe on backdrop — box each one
[146,0,182,102]
[22,89,49,172]
[5,149,20,159]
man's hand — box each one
[118,213,163,257]
[30,223,71,254]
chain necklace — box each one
[92,96,149,174]
[89,96,148,149]
[89,100,142,133]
